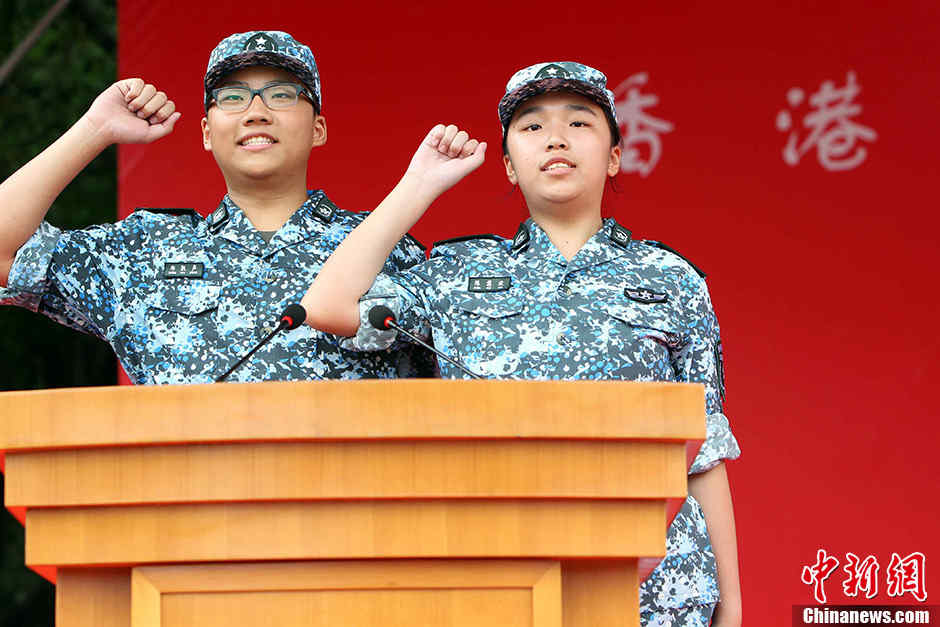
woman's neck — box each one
[529,204,604,261]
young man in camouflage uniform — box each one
[0,30,432,384]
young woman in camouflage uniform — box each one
[301,61,743,625]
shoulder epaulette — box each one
[135,207,201,228]
[643,240,707,278]
[432,234,505,248]
[403,233,426,251]
[134,207,198,217]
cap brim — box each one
[204,51,319,111]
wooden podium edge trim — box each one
[131,568,160,627]
[131,560,563,627]
[0,380,705,451]
[532,561,564,627]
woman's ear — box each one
[503,154,518,185]
[201,117,212,151]
[608,144,622,177]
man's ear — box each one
[608,144,622,177]
[311,114,327,148]
[503,154,518,185]
[201,117,212,151]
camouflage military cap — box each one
[205,31,321,113]
[498,62,620,143]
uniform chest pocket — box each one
[135,280,224,382]
[145,280,222,316]
[605,303,682,378]
[451,293,526,375]
[454,294,524,320]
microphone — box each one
[279,303,307,330]
[367,305,482,379]
[215,303,307,382]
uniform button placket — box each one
[556,268,573,297]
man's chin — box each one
[228,165,283,181]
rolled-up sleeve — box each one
[338,272,431,352]
[1,221,121,340]
[674,273,741,474]
[691,411,741,474]
[0,222,63,310]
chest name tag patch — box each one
[163,262,205,279]
[468,276,512,292]
[625,287,669,304]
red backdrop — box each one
[118,1,940,621]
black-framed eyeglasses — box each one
[210,82,312,112]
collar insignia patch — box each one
[511,223,530,254]
[313,197,336,223]
[208,204,229,233]
[609,225,632,249]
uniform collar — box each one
[209,190,335,257]
[271,190,336,254]
[515,217,632,271]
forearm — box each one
[302,124,486,336]
[301,172,436,336]
[0,115,111,283]
[688,462,742,626]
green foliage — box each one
[0,1,117,625]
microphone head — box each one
[368,305,395,330]
[280,303,307,330]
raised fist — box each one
[83,78,181,145]
[405,124,487,199]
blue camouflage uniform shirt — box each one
[343,217,741,613]
[0,190,434,384]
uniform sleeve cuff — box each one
[337,274,401,352]
[0,222,63,311]
[689,412,741,474]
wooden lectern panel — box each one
[0,380,704,450]
[562,561,639,627]
[132,560,561,627]
[162,590,531,627]
[56,568,131,627]
[4,440,689,507]
[26,499,666,567]
[54,561,642,627]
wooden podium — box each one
[0,380,704,627]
